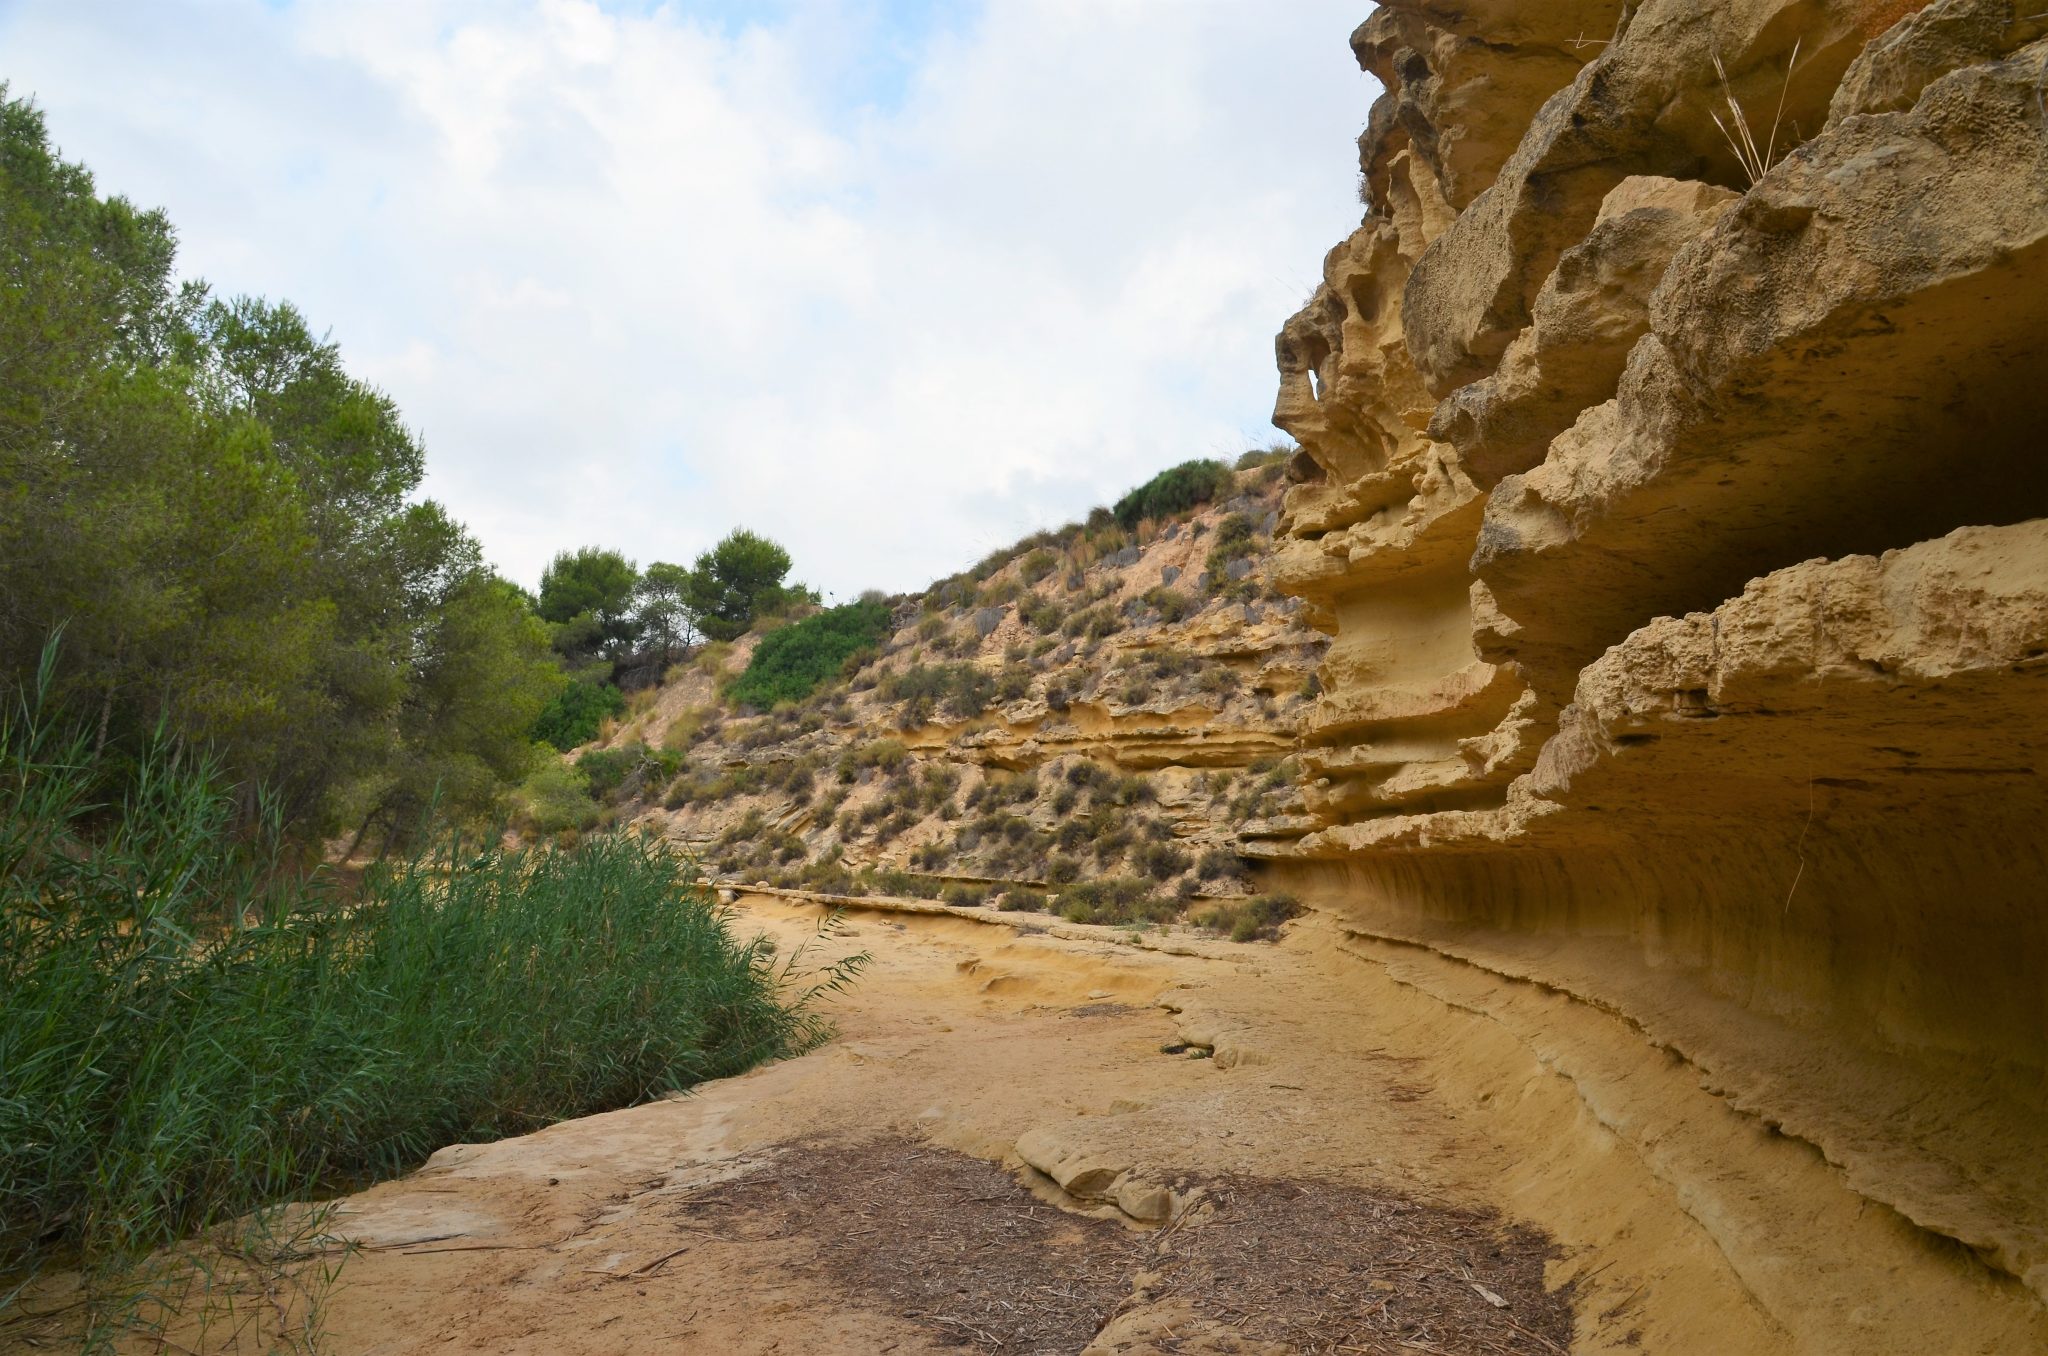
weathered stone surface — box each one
[1475,38,2048,701]
[1402,0,1900,395]
[1429,175,1737,485]
[1265,0,2048,1313]
[1015,1126,1127,1200]
[1828,0,2048,123]
[1353,1,1627,213]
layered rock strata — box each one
[604,466,1326,906]
[1269,0,2048,1315]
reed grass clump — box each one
[0,656,850,1343]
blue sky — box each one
[0,0,1375,598]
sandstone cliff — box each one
[1268,0,2048,1330]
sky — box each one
[0,0,1375,599]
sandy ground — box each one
[109,894,2048,1355]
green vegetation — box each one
[1195,893,1304,942]
[0,92,562,843]
[513,760,602,835]
[684,528,811,642]
[1112,459,1234,529]
[533,679,628,751]
[1057,876,1176,926]
[0,675,857,1341]
[727,598,893,710]
[1234,444,1295,471]
[881,662,999,723]
[634,561,698,663]
[1204,512,1262,582]
[539,546,645,661]
[837,737,910,779]
[1142,586,1195,622]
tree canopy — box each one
[0,88,560,841]
[682,529,799,642]
[539,547,642,662]
[635,561,697,662]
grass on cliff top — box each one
[0,660,862,1346]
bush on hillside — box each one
[514,760,602,833]
[881,662,998,723]
[1204,512,1261,582]
[1112,459,1233,529]
[1057,876,1176,926]
[1234,444,1295,470]
[533,679,627,751]
[726,599,892,710]
[1196,893,1303,942]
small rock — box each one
[1115,1176,1175,1224]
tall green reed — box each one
[0,644,859,1345]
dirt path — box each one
[152,895,2048,1354]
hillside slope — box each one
[574,456,1326,932]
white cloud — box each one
[0,0,1374,597]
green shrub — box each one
[977,578,1023,608]
[1019,550,1058,584]
[1107,773,1157,807]
[726,599,892,710]
[575,744,642,799]
[1058,876,1174,926]
[665,762,766,808]
[882,663,996,721]
[516,760,602,833]
[1135,840,1191,881]
[837,737,910,781]
[942,883,990,908]
[1142,587,1194,623]
[533,680,627,751]
[1204,513,1261,583]
[1112,459,1233,529]
[1060,605,1124,641]
[1234,444,1294,471]
[0,697,856,1340]
[1195,893,1303,942]
[999,887,1047,912]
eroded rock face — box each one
[1429,176,1738,485]
[1270,0,2048,1314]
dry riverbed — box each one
[103,893,2048,1354]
